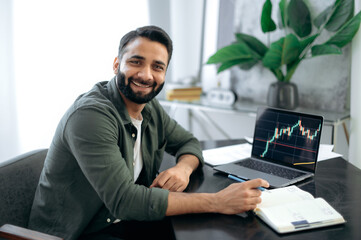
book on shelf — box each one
[166,86,202,94]
[254,185,345,234]
[165,93,201,101]
[165,86,202,101]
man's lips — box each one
[131,80,153,88]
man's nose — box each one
[137,66,153,80]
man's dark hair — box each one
[118,25,173,65]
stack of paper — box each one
[202,143,252,166]
[202,139,343,166]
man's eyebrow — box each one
[154,60,166,67]
[129,55,167,66]
[129,55,145,60]
[129,55,166,66]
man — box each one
[28,26,269,240]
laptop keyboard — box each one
[237,159,305,179]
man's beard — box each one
[116,71,164,104]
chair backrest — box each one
[0,149,48,228]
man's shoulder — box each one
[147,98,161,108]
[75,81,109,103]
[61,81,121,123]
[72,81,115,111]
[144,98,165,116]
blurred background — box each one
[1,0,360,169]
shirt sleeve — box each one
[63,107,169,221]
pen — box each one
[228,174,267,191]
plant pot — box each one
[267,82,299,110]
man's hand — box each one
[165,178,269,216]
[214,178,269,214]
[150,165,191,192]
[150,154,199,192]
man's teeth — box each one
[132,80,150,88]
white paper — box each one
[317,144,342,161]
[203,143,252,166]
[202,139,342,167]
[255,186,345,233]
[244,136,254,144]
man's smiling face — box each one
[115,37,168,104]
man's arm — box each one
[166,178,269,216]
[150,154,199,192]
[65,108,169,221]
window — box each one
[11,0,149,155]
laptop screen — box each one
[252,107,323,172]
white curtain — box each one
[0,0,149,161]
[1,0,19,161]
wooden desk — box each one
[161,139,361,240]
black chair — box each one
[0,149,62,240]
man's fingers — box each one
[150,173,166,188]
[150,167,190,191]
[150,171,173,189]
[245,204,258,211]
[244,178,269,189]
[162,179,176,190]
[176,184,186,192]
[247,188,263,198]
[151,176,186,192]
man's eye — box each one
[154,65,164,71]
[130,60,140,64]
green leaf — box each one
[216,58,259,73]
[238,59,260,70]
[262,34,300,69]
[262,37,284,69]
[314,5,333,29]
[311,44,343,56]
[288,0,312,38]
[282,34,301,65]
[235,33,268,57]
[278,0,287,28]
[207,40,264,73]
[299,34,319,52]
[325,11,361,48]
[217,59,244,73]
[285,60,301,82]
[326,0,354,32]
[206,43,254,64]
[261,0,276,33]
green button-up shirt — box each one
[28,78,204,240]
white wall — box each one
[1,0,149,161]
[349,0,361,169]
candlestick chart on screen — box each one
[252,111,322,170]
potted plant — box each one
[207,0,361,109]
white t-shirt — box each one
[131,116,143,182]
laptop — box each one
[214,107,323,188]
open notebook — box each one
[254,185,345,233]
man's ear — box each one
[113,57,119,74]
